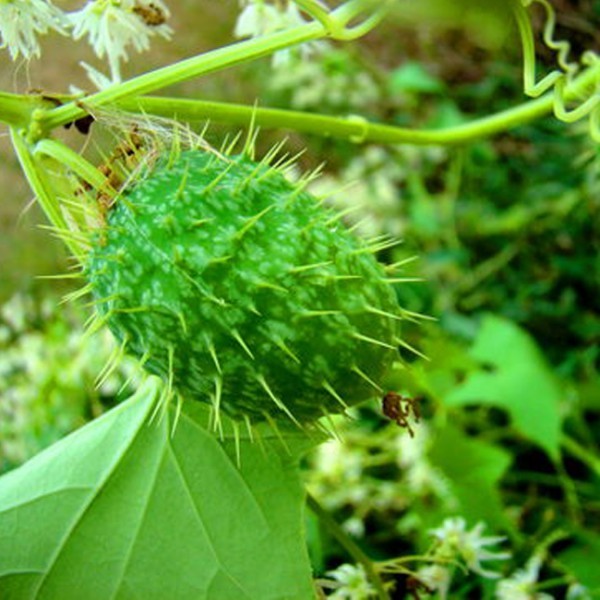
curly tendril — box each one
[294,0,391,41]
[514,0,600,140]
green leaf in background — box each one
[428,423,513,532]
[445,314,564,460]
[0,378,316,600]
[388,61,445,96]
[557,531,600,594]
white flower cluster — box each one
[495,554,553,600]
[234,0,323,66]
[324,563,377,599]
[430,517,511,578]
[70,0,172,83]
[309,144,447,240]
[267,53,379,112]
[0,293,139,472]
[416,516,510,599]
[0,0,66,59]
[0,0,172,84]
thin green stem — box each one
[0,92,42,129]
[512,0,600,131]
[34,139,108,191]
[38,21,325,133]
[456,244,520,298]
[116,51,600,145]
[306,492,390,600]
[117,93,554,146]
[9,129,85,262]
[329,0,391,40]
[512,0,563,96]
[561,435,600,477]
[553,456,582,525]
[294,0,331,27]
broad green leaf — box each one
[0,378,316,600]
[558,532,600,593]
[388,62,445,95]
[445,314,563,460]
[398,330,478,400]
[428,424,513,532]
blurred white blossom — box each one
[341,516,365,538]
[566,583,593,600]
[235,0,281,38]
[495,554,554,600]
[77,60,114,90]
[325,564,377,599]
[416,564,452,599]
[268,52,378,112]
[0,0,66,59]
[69,0,172,84]
[234,0,323,66]
[310,145,446,240]
[430,517,510,578]
[0,293,139,472]
[395,425,453,501]
[315,439,363,480]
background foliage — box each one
[0,1,599,598]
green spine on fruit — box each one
[87,148,402,425]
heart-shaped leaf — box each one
[0,378,316,599]
[445,315,563,459]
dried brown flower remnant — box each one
[382,392,420,437]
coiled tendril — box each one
[514,0,600,140]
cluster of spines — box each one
[53,124,430,445]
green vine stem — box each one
[113,48,600,145]
[34,0,389,137]
[1,1,597,146]
[306,492,390,600]
[324,0,391,41]
[512,0,572,97]
[32,0,391,138]
[33,139,109,192]
[0,93,44,129]
[2,0,599,262]
[9,128,86,262]
[35,22,324,135]
[118,93,552,145]
[561,435,600,478]
[513,0,600,138]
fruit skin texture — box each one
[87,150,400,424]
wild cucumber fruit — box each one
[87,149,402,426]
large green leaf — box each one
[558,532,600,593]
[445,314,563,460]
[0,378,316,599]
[428,423,513,532]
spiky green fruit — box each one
[87,149,402,425]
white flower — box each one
[495,555,554,600]
[567,583,593,600]
[326,564,377,599]
[430,517,511,578]
[234,0,322,66]
[0,0,66,60]
[342,516,365,538]
[394,426,454,500]
[416,564,452,600]
[77,60,113,89]
[314,439,363,482]
[1,293,29,331]
[69,0,172,83]
[234,1,281,38]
